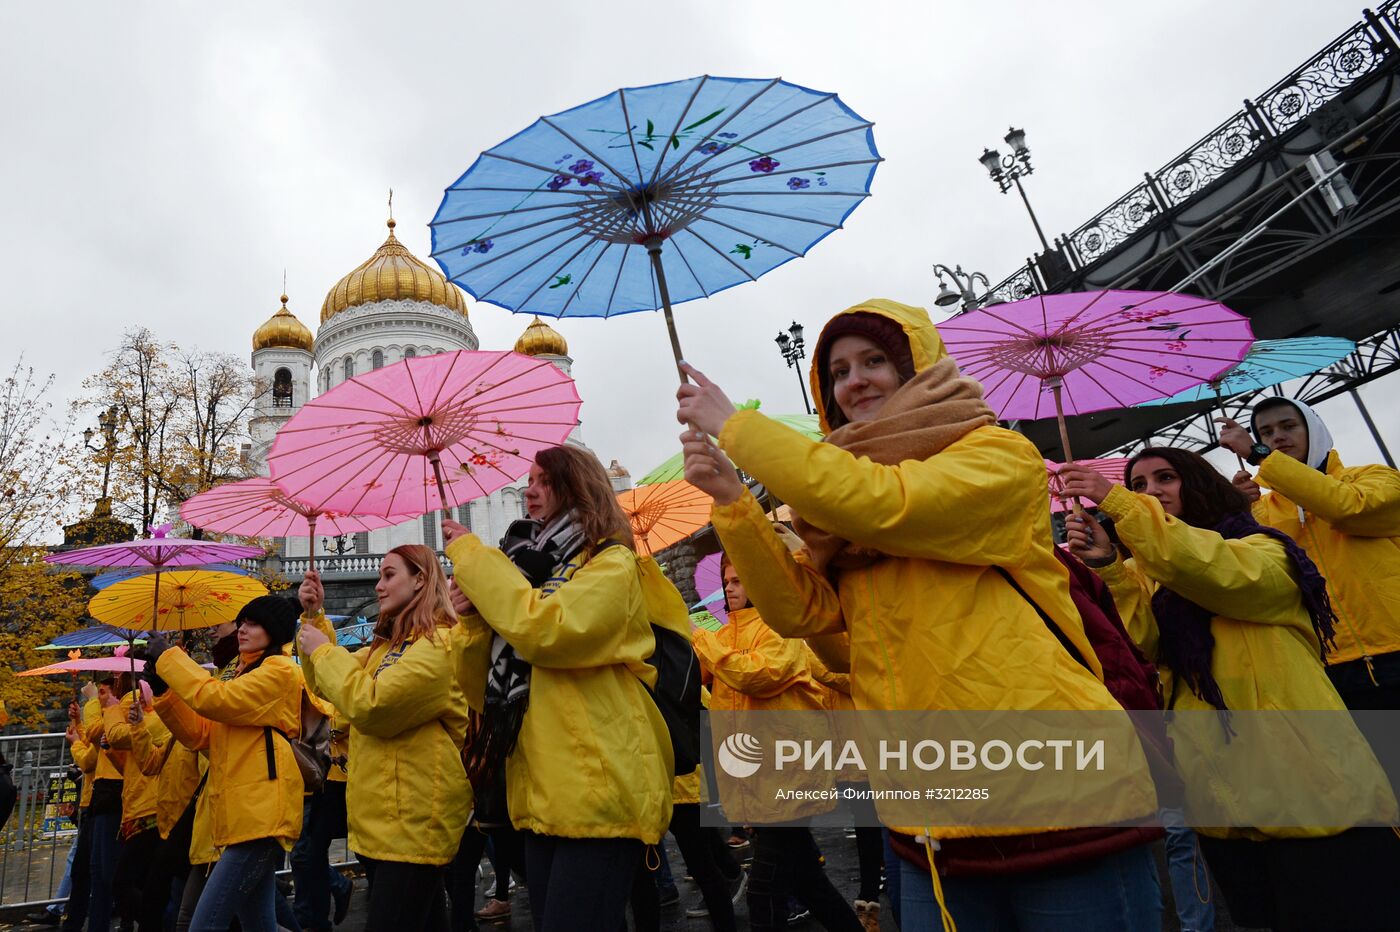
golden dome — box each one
[320,219,468,324]
[253,295,314,352]
[514,316,569,357]
[605,459,630,479]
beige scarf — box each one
[794,356,996,572]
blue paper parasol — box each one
[37,625,147,651]
[430,75,880,375]
[1138,337,1356,406]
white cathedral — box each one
[245,216,630,563]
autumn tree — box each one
[75,329,264,533]
[0,360,87,728]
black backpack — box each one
[598,542,703,776]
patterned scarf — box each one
[1152,509,1338,721]
[462,511,589,787]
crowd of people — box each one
[35,297,1400,932]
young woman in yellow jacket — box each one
[101,681,170,929]
[296,544,487,932]
[1062,447,1400,932]
[440,444,673,932]
[140,596,305,932]
[697,554,861,932]
[677,299,1162,932]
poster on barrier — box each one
[39,770,79,837]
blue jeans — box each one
[291,784,351,931]
[881,830,902,929]
[86,810,124,932]
[900,841,1162,931]
[1164,823,1215,931]
[189,838,283,932]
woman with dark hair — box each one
[138,596,305,932]
[440,444,674,932]
[1061,448,1400,931]
[676,299,1162,931]
[297,544,487,932]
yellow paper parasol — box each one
[89,569,269,632]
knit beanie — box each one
[235,596,301,651]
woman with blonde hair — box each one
[440,444,674,932]
[297,544,488,932]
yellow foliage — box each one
[0,547,88,730]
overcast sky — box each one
[2,0,1394,503]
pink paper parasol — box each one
[938,290,1253,462]
[1045,457,1129,513]
[19,655,147,676]
[267,350,581,520]
[181,478,412,575]
[693,552,727,623]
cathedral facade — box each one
[246,216,591,565]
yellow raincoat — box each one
[130,714,203,840]
[710,299,1158,838]
[447,534,673,843]
[694,606,828,712]
[1253,449,1400,669]
[70,726,99,809]
[156,648,303,851]
[302,619,487,866]
[83,699,126,782]
[102,695,170,822]
[1095,484,1397,838]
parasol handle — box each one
[307,515,317,578]
[1211,384,1248,471]
[1049,379,1085,516]
[645,239,688,385]
[427,451,450,553]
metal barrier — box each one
[0,732,75,908]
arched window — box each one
[343,356,355,379]
[372,349,384,370]
[403,347,416,359]
[272,368,293,408]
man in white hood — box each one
[1220,398,1400,708]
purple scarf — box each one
[1151,510,1337,716]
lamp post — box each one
[321,533,356,570]
[774,321,813,415]
[82,405,119,503]
[932,264,991,312]
[979,127,1053,254]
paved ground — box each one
[1,829,1250,930]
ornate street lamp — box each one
[979,126,1053,254]
[83,405,119,502]
[932,264,991,312]
[774,321,813,415]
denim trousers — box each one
[900,840,1162,931]
[292,783,352,931]
[86,809,124,932]
[188,837,284,932]
[1164,822,1216,931]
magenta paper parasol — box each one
[693,552,727,623]
[268,350,581,518]
[181,478,412,574]
[938,290,1253,461]
[1045,458,1129,513]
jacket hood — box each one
[809,299,948,434]
[1250,397,1334,471]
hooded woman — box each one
[140,596,305,932]
[1217,397,1400,710]
[297,544,487,932]
[1061,447,1400,931]
[676,299,1162,931]
[439,444,673,932]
